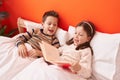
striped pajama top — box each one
[16,29,60,50]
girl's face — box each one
[73,26,91,46]
[42,16,58,36]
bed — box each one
[17,17,120,80]
[0,17,120,80]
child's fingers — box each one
[28,50,38,58]
[18,48,28,58]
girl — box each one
[12,21,96,80]
[59,21,96,79]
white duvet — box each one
[0,36,82,80]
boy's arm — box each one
[17,17,39,47]
[17,17,26,33]
[16,29,39,58]
[18,44,28,58]
[52,36,60,48]
[28,49,43,58]
[16,28,39,47]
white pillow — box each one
[55,28,69,46]
[68,25,75,40]
[19,18,68,46]
[21,18,43,32]
[68,26,120,80]
[91,32,120,80]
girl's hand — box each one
[28,49,43,58]
[69,63,81,73]
[18,44,28,58]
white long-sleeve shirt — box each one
[59,44,92,79]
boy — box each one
[16,10,60,58]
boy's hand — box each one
[18,44,28,58]
[28,49,43,58]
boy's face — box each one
[42,16,58,36]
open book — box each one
[39,41,71,66]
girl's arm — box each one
[69,48,92,78]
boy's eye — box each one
[48,23,51,25]
[47,23,57,26]
[75,32,77,34]
[53,24,57,26]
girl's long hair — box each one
[66,21,96,55]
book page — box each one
[39,41,71,66]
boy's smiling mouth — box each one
[48,29,54,33]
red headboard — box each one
[3,0,120,33]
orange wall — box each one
[3,0,120,33]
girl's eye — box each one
[48,23,51,25]
[75,31,83,36]
[79,34,83,36]
[78,33,83,36]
